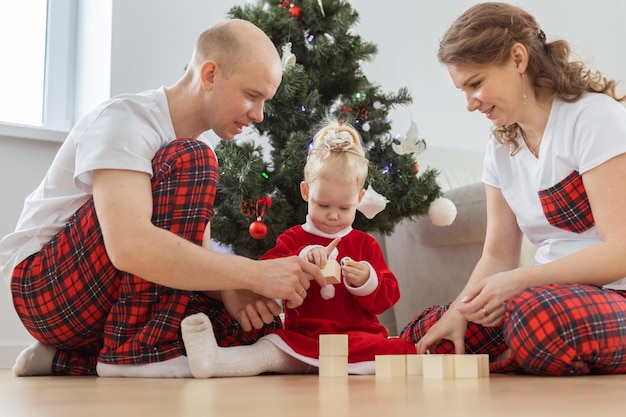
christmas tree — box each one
[210,0,443,259]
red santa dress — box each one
[259,216,416,374]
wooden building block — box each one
[375,355,406,378]
[406,354,423,376]
[319,334,348,357]
[478,354,490,377]
[454,354,491,378]
[454,355,482,378]
[322,259,341,284]
[422,354,455,379]
[319,355,348,377]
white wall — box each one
[1,0,625,367]
[355,0,626,152]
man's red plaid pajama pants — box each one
[399,284,626,376]
[11,139,280,375]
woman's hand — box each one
[456,269,527,327]
[416,308,468,354]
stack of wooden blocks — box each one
[376,352,489,379]
[319,334,349,377]
[318,334,489,379]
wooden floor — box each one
[2,368,625,417]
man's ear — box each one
[300,181,310,202]
[357,188,366,204]
[200,60,219,91]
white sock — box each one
[13,342,56,377]
[180,312,219,377]
[96,356,191,378]
[181,312,310,378]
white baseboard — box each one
[0,345,26,369]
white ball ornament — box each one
[320,285,335,300]
[428,197,457,226]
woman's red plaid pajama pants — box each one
[399,284,626,376]
[11,139,280,375]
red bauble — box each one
[414,163,420,175]
[289,5,302,17]
[249,220,268,240]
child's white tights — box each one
[181,312,311,378]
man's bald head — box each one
[190,19,280,77]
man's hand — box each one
[221,289,282,332]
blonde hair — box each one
[438,2,625,154]
[304,119,369,189]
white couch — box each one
[381,146,536,335]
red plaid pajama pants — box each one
[399,284,626,376]
[11,139,280,375]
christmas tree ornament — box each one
[249,220,267,239]
[392,120,427,156]
[235,129,255,147]
[356,102,371,120]
[281,42,297,69]
[428,197,457,226]
[249,196,273,240]
[317,0,326,16]
[357,185,389,219]
[289,4,302,18]
[280,1,302,19]
[239,199,256,218]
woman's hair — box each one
[304,119,369,189]
[438,2,625,152]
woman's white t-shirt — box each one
[482,93,626,290]
[0,87,175,286]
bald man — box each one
[3,19,326,378]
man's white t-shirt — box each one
[0,87,176,286]
[482,93,626,290]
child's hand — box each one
[307,237,341,267]
[340,257,370,287]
